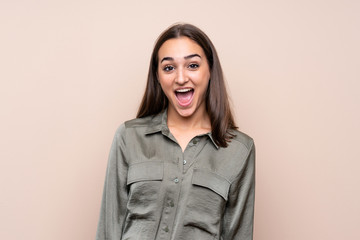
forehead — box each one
[158,37,205,59]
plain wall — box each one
[1,0,359,239]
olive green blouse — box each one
[96,110,255,240]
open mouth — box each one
[174,88,194,107]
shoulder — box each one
[222,130,255,183]
[228,129,255,152]
[114,113,161,136]
[206,129,254,183]
[124,115,157,129]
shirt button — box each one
[192,139,198,144]
[174,177,179,183]
[183,159,187,165]
[164,226,169,232]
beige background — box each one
[1,0,359,239]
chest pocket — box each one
[127,161,164,184]
[182,168,231,238]
[125,161,163,222]
[192,168,230,201]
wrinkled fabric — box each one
[96,110,255,240]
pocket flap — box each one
[192,168,230,201]
[127,161,163,185]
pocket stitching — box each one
[127,161,163,185]
[191,168,230,201]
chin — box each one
[175,107,196,118]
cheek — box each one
[195,68,210,80]
[196,72,210,88]
[158,78,172,95]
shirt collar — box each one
[144,108,219,149]
[205,132,219,149]
[144,108,169,135]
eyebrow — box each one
[160,54,201,63]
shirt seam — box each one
[193,167,232,184]
[229,140,254,184]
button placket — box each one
[159,163,180,238]
[182,140,197,173]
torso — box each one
[117,113,255,239]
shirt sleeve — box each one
[221,141,256,240]
[96,124,128,240]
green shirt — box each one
[96,109,255,240]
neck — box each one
[167,106,211,131]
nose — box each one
[175,68,188,85]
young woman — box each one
[96,23,255,240]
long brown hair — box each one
[137,23,237,147]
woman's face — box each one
[157,37,210,119]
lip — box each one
[174,87,194,107]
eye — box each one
[188,63,199,69]
[163,65,174,72]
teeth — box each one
[176,88,192,93]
